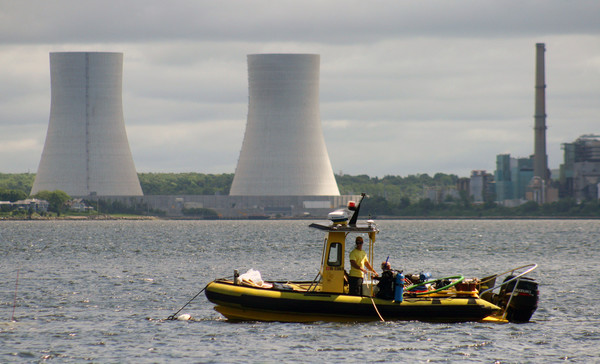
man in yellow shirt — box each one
[348,236,378,295]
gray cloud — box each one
[1,1,599,177]
[2,1,599,44]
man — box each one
[374,261,398,299]
[348,236,378,295]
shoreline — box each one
[2,215,600,221]
[0,215,158,221]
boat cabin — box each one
[309,194,378,294]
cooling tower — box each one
[31,52,143,197]
[533,43,548,180]
[229,54,340,196]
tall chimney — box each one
[533,43,548,180]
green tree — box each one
[0,173,35,193]
[138,173,233,195]
[514,201,539,215]
[0,188,27,202]
[33,190,71,216]
[399,197,411,209]
[361,195,392,216]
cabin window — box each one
[327,242,342,266]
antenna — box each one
[348,193,366,226]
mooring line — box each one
[370,297,385,322]
[11,268,20,322]
[167,284,208,320]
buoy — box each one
[177,314,192,321]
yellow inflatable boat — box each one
[204,194,539,323]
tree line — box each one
[0,172,456,203]
[1,172,600,217]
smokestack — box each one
[31,52,143,196]
[533,43,548,180]
[229,54,340,196]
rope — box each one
[167,284,208,320]
[370,297,385,322]
[11,268,20,322]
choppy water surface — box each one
[1,219,599,362]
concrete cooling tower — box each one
[229,54,340,196]
[31,52,143,197]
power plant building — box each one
[229,54,340,196]
[31,52,143,197]
[495,154,534,205]
[469,170,494,203]
[560,135,600,200]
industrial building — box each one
[495,155,534,206]
[560,135,600,200]
[96,194,361,218]
[31,52,143,197]
[469,170,494,204]
[229,54,340,196]
[26,52,359,218]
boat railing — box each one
[306,272,322,293]
[305,236,329,293]
[479,263,538,296]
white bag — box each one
[238,268,264,287]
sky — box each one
[1,1,599,178]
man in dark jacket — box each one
[374,261,398,299]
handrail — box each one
[306,237,329,292]
[479,263,538,296]
[501,277,521,320]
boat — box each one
[204,194,539,323]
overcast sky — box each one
[1,1,599,178]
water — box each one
[1,219,599,362]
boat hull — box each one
[205,280,501,323]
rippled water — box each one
[1,219,599,362]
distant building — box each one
[470,170,494,204]
[68,199,95,212]
[13,199,49,212]
[494,154,534,206]
[560,135,600,200]
[525,176,558,204]
[457,177,470,195]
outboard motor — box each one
[496,276,539,323]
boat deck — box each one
[216,278,481,299]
